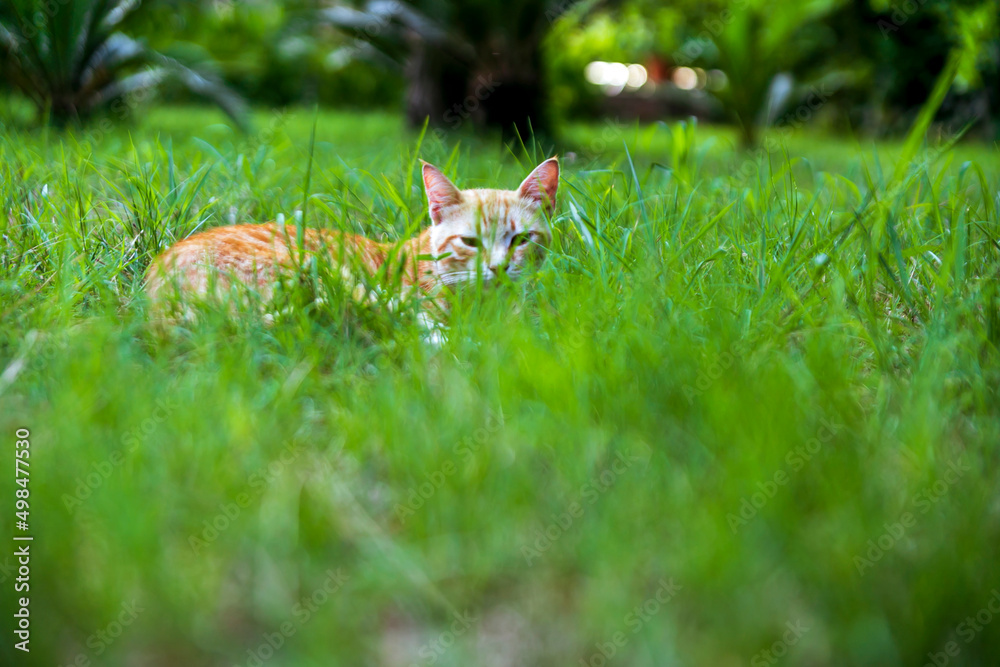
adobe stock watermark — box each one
[865,116,977,208]
[61,396,179,514]
[76,71,162,153]
[544,0,577,24]
[672,0,751,66]
[560,117,631,166]
[0,554,17,586]
[237,568,350,667]
[58,599,144,667]
[522,442,652,565]
[750,620,810,667]
[0,330,69,397]
[877,0,932,38]
[188,441,304,554]
[393,408,504,523]
[349,0,400,51]
[241,107,289,156]
[407,610,479,667]
[583,117,629,159]
[682,340,748,403]
[727,416,843,534]
[579,578,682,667]
[428,74,501,136]
[923,589,1000,667]
[564,298,627,352]
[853,456,969,575]
[10,0,81,39]
[734,81,836,179]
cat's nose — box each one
[488,263,507,275]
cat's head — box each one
[421,158,559,287]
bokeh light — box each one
[673,66,698,91]
[586,61,650,95]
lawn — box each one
[1,107,999,667]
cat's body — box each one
[145,222,435,309]
[145,158,559,322]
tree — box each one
[0,0,247,128]
[673,0,848,147]
[673,0,998,145]
[312,0,587,140]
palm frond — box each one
[79,32,147,92]
[0,19,21,51]
[87,67,167,109]
[99,0,142,32]
[317,1,474,63]
[0,0,247,130]
[152,53,250,131]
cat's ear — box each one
[421,161,462,225]
[518,157,559,216]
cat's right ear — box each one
[421,161,462,225]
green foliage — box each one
[540,0,852,144]
[544,2,684,122]
[0,0,247,127]
[948,1,1000,90]
[1,110,999,666]
[724,0,841,142]
[126,0,403,108]
[550,0,998,142]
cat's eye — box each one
[460,236,480,248]
[513,233,531,246]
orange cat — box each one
[145,158,559,320]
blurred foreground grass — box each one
[1,108,999,666]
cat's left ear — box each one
[518,157,559,216]
[422,161,463,225]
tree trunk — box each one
[478,57,549,143]
[404,33,550,143]
[404,40,472,130]
[48,95,80,128]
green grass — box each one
[1,106,999,667]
